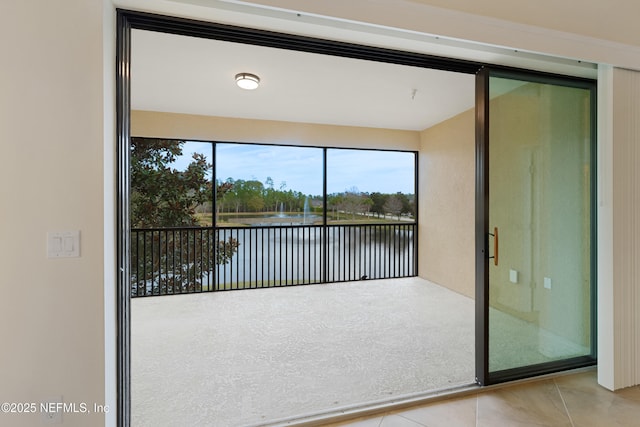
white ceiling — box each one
[131,29,476,131]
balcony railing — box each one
[131,223,416,297]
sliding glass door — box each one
[476,68,596,385]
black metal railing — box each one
[131,223,416,297]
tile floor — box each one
[326,370,640,427]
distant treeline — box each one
[213,178,414,220]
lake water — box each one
[132,224,416,295]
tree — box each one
[130,138,239,295]
[369,192,389,218]
[263,176,279,212]
[384,193,404,220]
[399,193,415,218]
[241,180,266,212]
[131,137,210,228]
[221,178,243,214]
[214,179,234,217]
[327,193,344,220]
[265,176,274,190]
[339,187,372,219]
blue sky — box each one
[173,142,415,196]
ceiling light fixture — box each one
[235,73,260,90]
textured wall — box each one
[419,109,475,298]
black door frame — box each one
[475,67,598,385]
[116,9,596,425]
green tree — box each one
[263,176,279,212]
[370,192,389,218]
[398,193,415,218]
[131,138,210,228]
[265,176,274,190]
[222,178,244,214]
[130,138,238,295]
[242,180,266,212]
[214,179,234,217]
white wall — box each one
[0,1,106,426]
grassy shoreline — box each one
[196,211,413,227]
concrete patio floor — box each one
[131,277,475,426]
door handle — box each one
[489,227,499,266]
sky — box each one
[172,141,415,196]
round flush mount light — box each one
[235,73,260,90]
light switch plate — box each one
[47,231,80,258]
[544,277,552,290]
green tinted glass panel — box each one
[488,77,593,372]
